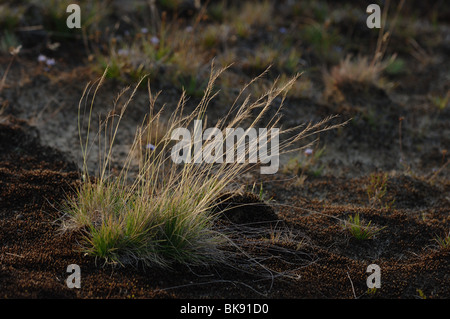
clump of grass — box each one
[343,213,384,240]
[62,65,344,268]
[64,72,226,267]
[366,172,395,209]
[200,24,226,50]
[434,231,450,250]
[265,225,305,251]
[241,45,278,75]
[248,182,272,202]
[322,55,392,101]
[367,172,387,203]
[0,31,20,54]
[323,0,405,102]
[430,91,449,111]
[225,0,273,38]
[94,14,211,95]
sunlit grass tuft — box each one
[343,213,385,240]
[62,64,344,267]
[322,55,393,102]
[434,230,450,250]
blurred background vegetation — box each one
[0,0,447,99]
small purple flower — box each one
[46,58,56,66]
[304,148,313,156]
[141,27,148,34]
[38,54,47,62]
[117,48,129,56]
[279,27,287,34]
[150,36,160,45]
[146,143,156,151]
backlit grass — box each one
[343,213,385,240]
[62,65,344,267]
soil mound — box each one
[214,192,280,226]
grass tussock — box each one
[343,213,385,240]
[322,55,393,102]
[323,0,405,102]
[434,231,450,250]
[62,64,344,268]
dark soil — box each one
[215,192,279,226]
